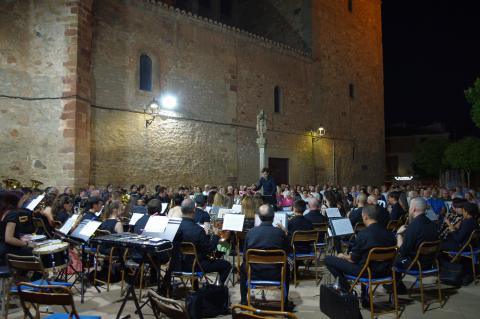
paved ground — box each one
[6,266,479,319]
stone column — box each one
[257,137,267,171]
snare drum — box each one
[33,241,69,270]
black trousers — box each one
[325,256,362,291]
[200,259,232,285]
[239,263,290,304]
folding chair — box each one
[16,282,100,319]
[345,246,399,319]
[235,231,248,285]
[232,304,298,318]
[6,254,72,319]
[289,230,318,286]
[91,229,122,292]
[443,229,480,285]
[148,289,189,319]
[246,249,287,312]
[395,240,442,312]
[312,223,329,258]
[172,242,211,291]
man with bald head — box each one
[391,197,439,293]
[367,195,390,226]
[304,197,327,224]
[176,198,232,285]
[239,204,292,307]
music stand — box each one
[328,218,354,237]
[67,219,102,303]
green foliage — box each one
[444,137,480,173]
[412,138,450,178]
[465,78,480,128]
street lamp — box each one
[312,126,326,142]
[144,94,178,128]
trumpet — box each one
[31,179,44,190]
[3,178,22,190]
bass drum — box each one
[33,241,69,271]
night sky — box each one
[382,0,480,138]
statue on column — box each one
[256,110,267,142]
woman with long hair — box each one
[99,200,124,235]
[241,196,256,230]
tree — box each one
[465,77,480,128]
[412,138,450,179]
[444,137,480,187]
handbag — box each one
[320,284,362,319]
[186,284,230,319]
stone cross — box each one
[256,110,267,170]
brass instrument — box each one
[3,178,22,189]
[121,193,131,205]
[31,179,44,190]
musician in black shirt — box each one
[325,205,396,305]
[279,200,313,254]
[0,192,34,264]
[393,197,439,293]
[81,197,102,222]
[239,204,292,306]
[348,193,366,226]
[389,191,406,221]
[304,197,327,225]
[176,198,231,285]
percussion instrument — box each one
[89,232,172,253]
[33,240,69,270]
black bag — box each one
[440,259,464,286]
[320,284,362,319]
[186,284,230,319]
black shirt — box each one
[81,211,97,222]
[390,203,406,221]
[193,208,210,225]
[376,205,390,227]
[399,214,438,261]
[349,207,363,226]
[445,217,478,249]
[99,219,120,234]
[176,217,219,262]
[256,176,277,197]
[288,215,314,253]
[55,209,70,225]
[350,222,396,276]
[304,209,327,225]
[134,215,150,234]
[0,211,24,242]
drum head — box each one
[33,242,69,255]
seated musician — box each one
[193,195,211,233]
[304,197,327,225]
[388,191,406,221]
[131,198,148,215]
[241,196,256,231]
[440,202,478,251]
[99,200,124,235]
[439,198,466,240]
[81,197,103,222]
[239,204,292,307]
[176,198,232,285]
[392,197,439,293]
[167,194,184,219]
[134,199,163,234]
[35,192,57,235]
[279,200,313,253]
[348,193,366,226]
[325,205,396,307]
[154,186,170,204]
[368,195,390,226]
[0,192,34,264]
[52,195,73,225]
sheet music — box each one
[231,204,242,214]
[58,214,79,235]
[144,215,169,233]
[331,218,354,236]
[205,206,212,213]
[161,203,168,214]
[282,207,292,211]
[129,213,144,226]
[377,200,386,208]
[273,212,288,228]
[222,213,245,231]
[445,201,452,211]
[426,209,439,221]
[326,208,342,218]
[26,194,45,211]
[79,220,102,237]
[283,210,294,217]
[218,208,231,219]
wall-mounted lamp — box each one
[312,126,326,142]
[144,94,178,128]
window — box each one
[220,0,232,17]
[274,86,281,113]
[348,0,353,12]
[139,54,152,91]
[349,83,355,99]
